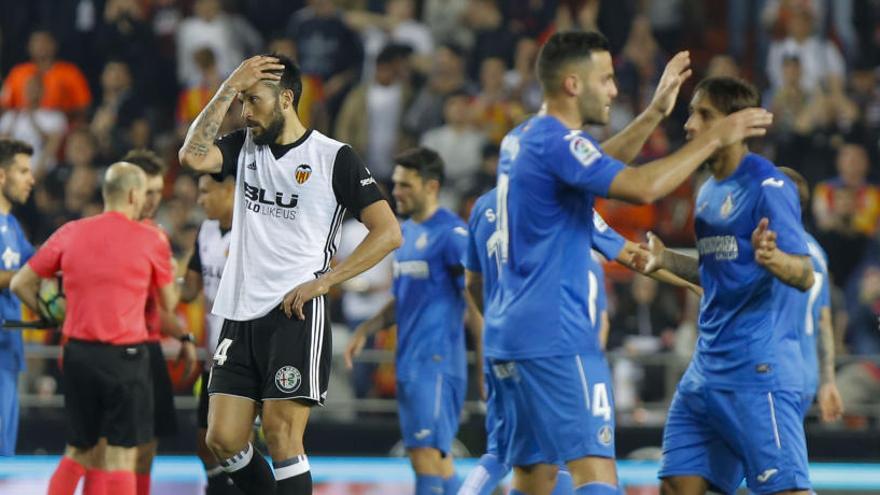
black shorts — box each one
[62,339,153,448]
[197,369,210,428]
[208,297,331,405]
[147,341,179,437]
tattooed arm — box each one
[178,56,283,172]
[632,232,701,286]
[751,218,814,291]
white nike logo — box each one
[757,468,779,483]
[761,178,785,188]
[413,429,432,440]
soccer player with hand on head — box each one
[179,53,400,495]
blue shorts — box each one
[484,365,507,460]
[490,353,615,466]
[659,385,811,495]
[799,392,815,420]
[397,370,465,454]
[0,369,19,456]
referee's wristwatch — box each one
[178,333,196,344]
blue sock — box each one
[552,468,575,495]
[459,454,510,495]
[416,474,444,495]
[444,472,462,494]
[574,481,620,494]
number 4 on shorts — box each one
[214,338,233,366]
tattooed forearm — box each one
[765,253,814,291]
[818,307,836,384]
[180,84,237,168]
[664,249,701,285]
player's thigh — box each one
[659,387,743,495]
[566,456,617,487]
[712,389,811,495]
[660,475,710,495]
[206,393,259,457]
[511,463,559,495]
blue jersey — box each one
[485,115,625,359]
[684,153,809,391]
[393,208,468,380]
[798,233,830,395]
[0,213,33,372]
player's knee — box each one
[408,447,443,475]
[205,427,247,461]
[261,412,305,457]
[660,476,701,495]
[567,456,617,487]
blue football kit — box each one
[659,154,812,494]
[393,207,469,454]
[483,114,625,466]
[0,213,34,456]
[796,233,831,416]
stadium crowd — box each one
[2,0,879,426]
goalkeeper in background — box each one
[0,139,35,457]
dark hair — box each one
[264,53,303,111]
[376,43,411,65]
[694,77,761,115]
[395,147,445,186]
[0,139,34,168]
[777,166,809,209]
[537,30,610,93]
[122,148,166,176]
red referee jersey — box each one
[28,212,174,345]
[141,218,171,342]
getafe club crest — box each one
[415,232,428,250]
[720,192,734,219]
[275,365,302,393]
[295,164,312,184]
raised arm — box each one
[751,218,814,291]
[602,51,692,164]
[607,108,772,204]
[178,56,283,172]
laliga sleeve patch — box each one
[569,135,601,167]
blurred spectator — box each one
[346,0,434,77]
[848,63,880,158]
[504,38,542,113]
[286,0,365,115]
[404,43,474,136]
[89,60,148,160]
[95,0,160,99]
[422,0,471,48]
[813,144,880,284]
[0,77,67,177]
[336,44,414,182]
[766,5,845,93]
[176,47,223,136]
[0,30,92,114]
[471,57,526,145]
[176,0,263,86]
[616,16,666,113]
[464,0,518,79]
[420,91,487,196]
[769,55,813,138]
[705,55,741,79]
[644,0,685,54]
[63,165,101,219]
[844,265,880,354]
[336,217,394,398]
[501,0,558,39]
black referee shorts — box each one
[197,369,210,429]
[208,296,331,405]
[146,341,179,437]
[62,339,153,448]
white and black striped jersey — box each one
[187,219,231,358]
[212,128,385,320]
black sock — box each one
[219,443,276,495]
[205,466,243,495]
[274,455,312,495]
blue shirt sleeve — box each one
[463,207,482,273]
[756,180,809,256]
[819,274,831,310]
[591,210,626,260]
[444,224,469,291]
[546,130,625,197]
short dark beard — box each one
[252,108,285,146]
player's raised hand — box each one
[344,330,368,370]
[818,381,844,422]
[649,51,693,117]
[225,56,284,93]
[281,278,329,320]
[715,108,773,146]
[751,218,778,265]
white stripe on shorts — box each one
[767,392,781,449]
[575,355,591,412]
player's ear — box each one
[280,88,294,111]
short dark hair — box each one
[694,77,761,115]
[537,31,610,93]
[395,147,445,186]
[264,53,303,111]
[778,166,809,209]
[122,149,166,177]
[0,139,33,169]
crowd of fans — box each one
[2,0,879,426]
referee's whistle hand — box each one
[281,279,329,320]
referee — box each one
[12,163,177,495]
[179,54,401,495]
